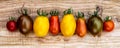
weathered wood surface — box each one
[0,0,120,48]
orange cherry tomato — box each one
[103,16,114,32]
[76,12,87,37]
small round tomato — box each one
[103,16,114,32]
[6,17,17,32]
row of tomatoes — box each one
[6,8,114,37]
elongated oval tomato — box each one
[60,8,76,37]
[17,9,33,35]
[76,12,87,37]
[33,9,49,37]
[34,16,49,37]
[49,10,60,35]
[87,11,103,37]
[50,16,60,35]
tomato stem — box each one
[64,8,73,15]
[92,11,98,16]
[77,11,84,18]
[105,16,112,21]
[21,8,28,15]
[37,9,48,16]
[50,9,59,16]
[9,17,15,21]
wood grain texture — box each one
[0,0,120,48]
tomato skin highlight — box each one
[103,20,114,32]
[49,16,60,35]
[7,20,17,32]
[76,18,87,37]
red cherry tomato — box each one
[6,17,17,32]
[49,10,60,35]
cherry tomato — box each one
[103,16,114,32]
[49,10,60,35]
[6,17,17,32]
[76,12,87,37]
[17,9,33,35]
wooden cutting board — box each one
[0,0,120,48]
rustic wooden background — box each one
[0,0,120,48]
